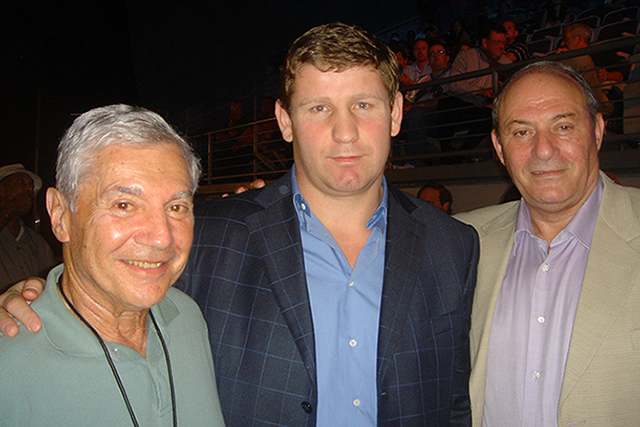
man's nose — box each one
[532,131,558,160]
[332,110,359,144]
[135,209,174,249]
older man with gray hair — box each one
[556,22,613,116]
[0,105,224,426]
[457,61,640,426]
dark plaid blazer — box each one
[177,170,478,426]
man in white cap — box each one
[0,164,55,292]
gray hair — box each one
[564,23,592,44]
[57,104,201,208]
[492,61,599,139]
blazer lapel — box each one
[560,177,640,405]
[376,188,422,382]
[468,202,518,424]
[245,175,317,390]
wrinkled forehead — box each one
[500,71,587,117]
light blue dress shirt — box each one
[291,169,387,426]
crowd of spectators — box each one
[386,0,638,165]
[208,0,638,175]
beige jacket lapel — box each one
[559,174,640,419]
[457,201,520,426]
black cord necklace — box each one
[57,278,177,427]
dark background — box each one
[3,0,428,255]
[3,0,425,187]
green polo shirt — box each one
[0,264,225,426]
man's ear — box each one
[275,99,293,143]
[491,130,506,166]
[594,113,605,152]
[443,201,452,214]
[46,188,71,243]
[391,92,403,137]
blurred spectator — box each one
[474,0,497,36]
[503,20,530,62]
[394,42,411,72]
[444,20,473,59]
[490,2,513,25]
[0,164,55,293]
[405,41,452,104]
[418,182,453,214]
[442,23,512,152]
[449,23,513,106]
[400,39,432,87]
[398,42,453,164]
[540,0,571,28]
[556,23,613,116]
[424,25,442,44]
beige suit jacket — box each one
[456,173,640,426]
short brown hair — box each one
[279,22,399,111]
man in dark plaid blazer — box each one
[0,23,478,427]
[180,23,478,426]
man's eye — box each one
[311,105,327,113]
[169,203,191,217]
[356,102,370,109]
[116,202,131,210]
[514,130,529,137]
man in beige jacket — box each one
[457,61,640,426]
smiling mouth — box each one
[127,260,164,269]
[532,168,565,175]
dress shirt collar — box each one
[514,176,604,251]
[290,164,388,232]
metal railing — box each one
[191,35,640,193]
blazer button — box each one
[301,401,313,414]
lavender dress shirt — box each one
[483,179,603,427]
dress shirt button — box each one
[300,202,307,211]
[353,398,361,407]
[348,281,354,287]
[532,371,540,379]
[301,401,313,414]
[349,339,357,347]
[541,264,549,272]
[537,316,545,324]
